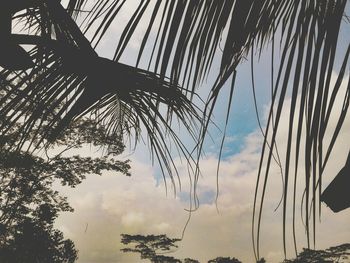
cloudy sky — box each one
[55,2,350,263]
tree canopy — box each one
[0,102,130,262]
[121,233,350,263]
[120,233,243,263]
[121,234,182,263]
[283,243,350,263]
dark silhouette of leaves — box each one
[184,258,200,263]
[0,110,130,262]
[0,205,77,263]
[0,1,349,259]
[282,243,350,263]
[208,257,242,263]
[121,234,181,263]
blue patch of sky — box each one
[177,189,216,205]
[206,47,275,158]
[90,1,350,190]
[215,12,350,159]
[90,2,273,160]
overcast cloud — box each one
[55,71,350,263]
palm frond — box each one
[252,0,350,259]
[0,1,203,189]
[0,0,349,258]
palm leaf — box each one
[0,1,203,187]
[0,0,349,258]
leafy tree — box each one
[208,257,242,263]
[0,114,130,262]
[121,232,350,263]
[0,204,77,263]
[282,243,350,263]
[121,233,247,263]
[1,0,350,258]
[121,234,182,263]
[183,258,200,263]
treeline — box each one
[121,234,350,263]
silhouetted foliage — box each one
[208,257,242,263]
[183,258,200,263]
[0,204,77,263]
[0,1,201,183]
[121,233,350,263]
[121,234,182,263]
[282,243,350,263]
[321,152,350,213]
[1,0,350,259]
[121,233,248,263]
[0,111,130,262]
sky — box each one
[55,2,350,263]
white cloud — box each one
[90,1,164,63]
[55,72,350,263]
[121,212,145,227]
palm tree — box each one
[0,0,201,180]
[0,0,349,259]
